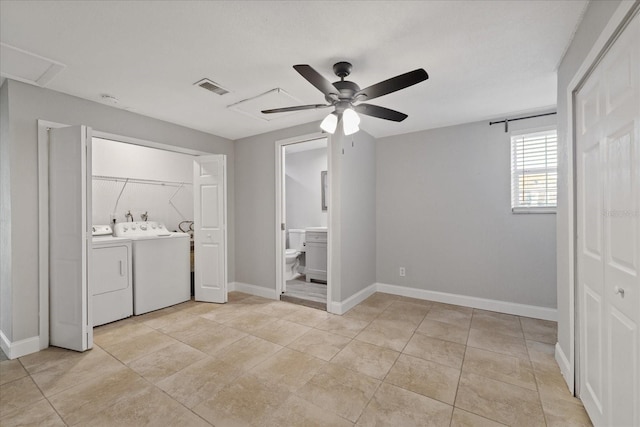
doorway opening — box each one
[276,135,329,310]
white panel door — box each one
[49,125,92,351]
[577,13,639,427]
[193,155,227,303]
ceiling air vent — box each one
[194,78,229,95]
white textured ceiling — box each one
[0,0,587,140]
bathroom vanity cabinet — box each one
[305,228,327,283]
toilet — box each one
[285,229,306,281]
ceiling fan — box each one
[261,62,429,135]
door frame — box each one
[37,122,216,350]
[562,0,639,395]
[275,132,334,312]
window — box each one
[511,128,557,212]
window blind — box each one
[511,129,557,210]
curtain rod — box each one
[489,112,557,132]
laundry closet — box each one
[91,138,196,326]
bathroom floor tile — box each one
[467,328,529,359]
[471,310,524,338]
[403,333,466,369]
[450,408,507,427]
[526,339,558,368]
[93,319,155,349]
[331,340,399,380]
[103,328,179,364]
[462,346,536,391]
[0,397,65,427]
[283,305,333,327]
[356,382,453,426]
[252,318,311,346]
[343,304,383,322]
[177,323,247,355]
[48,368,149,426]
[455,371,545,427]
[315,315,371,339]
[0,376,45,419]
[358,293,398,311]
[354,318,416,351]
[224,310,279,333]
[30,346,124,396]
[532,360,575,402]
[254,300,304,318]
[214,335,283,371]
[249,347,326,393]
[83,385,210,427]
[377,301,430,326]
[425,305,473,328]
[192,374,290,426]
[127,341,208,384]
[0,359,28,385]
[157,315,220,339]
[264,395,354,427]
[540,394,593,426]
[296,363,380,422]
[521,317,558,344]
[385,353,460,404]
[155,356,243,408]
[287,329,351,361]
[416,318,469,344]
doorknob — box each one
[615,286,625,297]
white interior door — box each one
[193,155,227,303]
[577,12,639,427]
[49,125,93,351]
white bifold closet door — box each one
[48,125,93,352]
[193,154,227,303]
[576,12,639,427]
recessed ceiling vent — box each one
[194,78,229,95]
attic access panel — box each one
[227,88,303,121]
[0,42,65,87]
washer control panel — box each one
[113,221,170,237]
[92,225,113,236]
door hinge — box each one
[281,223,285,231]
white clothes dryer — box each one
[113,221,190,315]
[92,225,133,326]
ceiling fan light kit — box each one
[320,112,338,133]
[262,61,428,135]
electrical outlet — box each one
[399,267,406,277]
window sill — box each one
[512,207,557,214]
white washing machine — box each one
[92,225,133,326]
[113,221,190,315]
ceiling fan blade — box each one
[293,64,341,98]
[261,104,332,114]
[354,104,408,122]
[355,69,428,101]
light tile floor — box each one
[0,292,592,426]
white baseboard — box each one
[0,330,40,359]
[329,283,377,315]
[376,283,557,321]
[228,282,278,300]
[555,342,574,394]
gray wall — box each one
[377,114,557,308]
[234,122,322,290]
[285,147,327,230]
[0,81,12,340]
[556,0,622,364]
[2,79,234,342]
[335,130,377,301]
